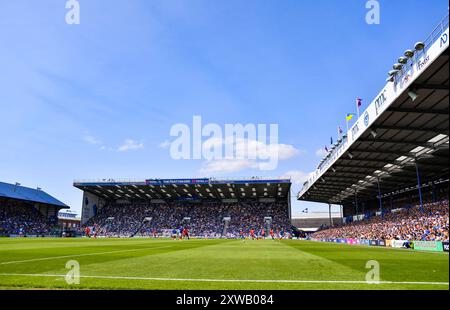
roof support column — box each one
[328,203,333,227]
[376,177,383,217]
[432,183,437,203]
[354,189,358,217]
[415,159,424,212]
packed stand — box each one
[0,201,56,235]
[313,200,449,241]
[85,202,291,238]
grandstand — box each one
[298,15,449,240]
[0,181,68,236]
[73,178,292,237]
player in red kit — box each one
[250,228,255,240]
[85,226,91,238]
[183,228,190,240]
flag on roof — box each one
[356,98,362,108]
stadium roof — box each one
[298,15,449,205]
[0,182,69,208]
[74,178,291,201]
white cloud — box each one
[225,137,301,160]
[315,148,328,158]
[198,137,302,173]
[118,139,144,152]
[281,170,310,186]
[158,140,171,149]
[201,137,301,160]
[84,135,101,145]
[100,146,114,151]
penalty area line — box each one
[0,273,448,286]
[0,246,172,265]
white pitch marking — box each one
[0,273,447,286]
[0,246,172,265]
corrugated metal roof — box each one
[74,178,291,201]
[0,182,68,208]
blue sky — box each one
[0,0,448,216]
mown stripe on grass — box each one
[0,246,172,265]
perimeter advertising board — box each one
[414,241,443,252]
[390,240,409,248]
[442,241,449,252]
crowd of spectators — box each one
[0,202,56,235]
[313,200,449,241]
[85,202,291,238]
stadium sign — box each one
[417,55,430,71]
[351,121,360,137]
[374,89,387,116]
[441,32,448,47]
[143,178,291,186]
[145,179,210,185]
[363,111,370,127]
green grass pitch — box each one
[0,238,448,290]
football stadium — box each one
[0,2,449,295]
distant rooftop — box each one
[58,210,80,219]
[0,182,68,208]
[292,212,341,219]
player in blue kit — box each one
[171,228,177,240]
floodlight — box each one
[388,69,399,76]
[408,90,418,101]
[414,42,425,51]
[398,56,408,64]
[404,50,415,58]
